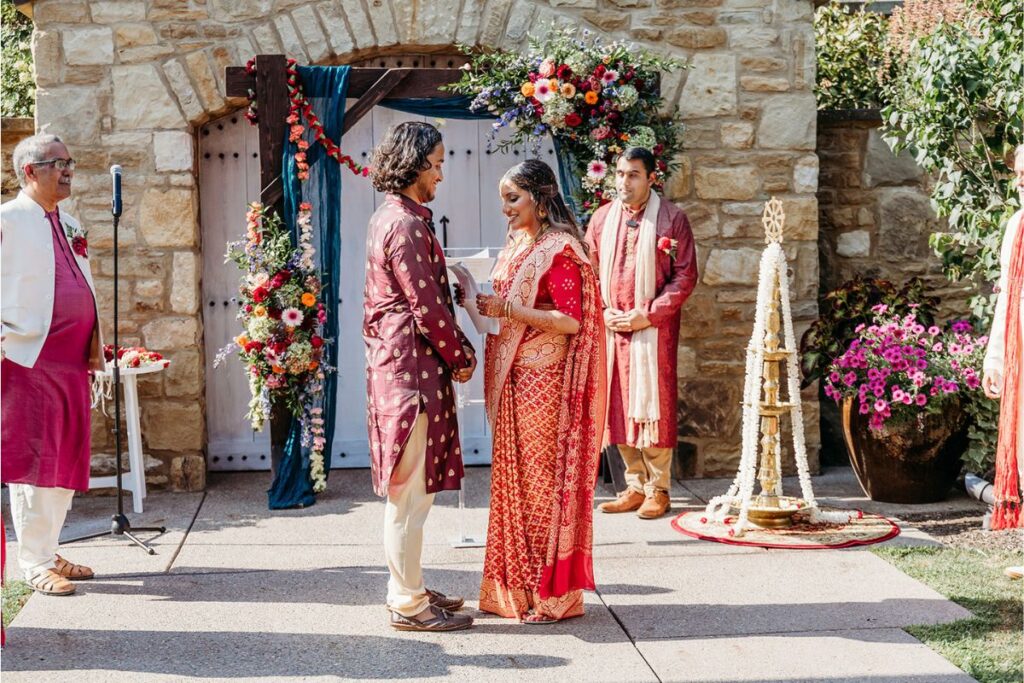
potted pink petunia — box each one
[824,305,987,503]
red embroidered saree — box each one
[479,232,606,621]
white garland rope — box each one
[704,233,854,536]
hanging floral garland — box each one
[284,58,370,179]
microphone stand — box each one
[61,168,166,554]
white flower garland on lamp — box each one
[704,200,854,536]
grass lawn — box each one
[874,546,1023,683]
[2,579,33,629]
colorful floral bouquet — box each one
[103,344,169,369]
[446,27,685,216]
[217,202,330,492]
[824,305,986,431]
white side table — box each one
[90,363,166,514]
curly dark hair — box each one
[369,122,443,193]
[500,159,584,248]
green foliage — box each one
[2,579,32,628]
[799,277,938,388]
[1,0,34,118]
[814,2,891,110]
[881,0,1024,324]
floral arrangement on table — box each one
[446,27,686,216]
[216,202,330,493]
[103,345,169,369]
[823,305,987,431]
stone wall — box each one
[28,0,823,486]
[1,117,34,202]
[816,113,971,319]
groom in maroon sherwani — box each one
[364,122,476,632]
[586,147,698,520]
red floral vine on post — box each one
[284,59,370,180]
[243,58,370,181]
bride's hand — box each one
[453,283,466,307]
[476,293,506,318]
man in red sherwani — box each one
[364,122,476,631]
[586,147,698,520]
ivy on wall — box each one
[1,0,34,118]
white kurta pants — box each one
[383,413,435,617]
[8,484,75,580]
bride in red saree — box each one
[471,160,606,623]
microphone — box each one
[110,164,123,218]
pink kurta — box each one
[363,194,475,497]
[585,199,698,448]
[2,209,96,490]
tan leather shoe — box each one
[54,555,94,580]
[28,569,76,596]
[598,488,645,513]
[637,490,671,519]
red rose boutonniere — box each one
[62,221,88,258]
[657,236,678,260]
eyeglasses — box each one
[31,158,76,171]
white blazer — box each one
[984,208,1024,377]
[1,190,103,369]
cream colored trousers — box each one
[383,413,435,617]
[8,484,75,580]
[618,444,673,495]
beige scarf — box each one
[599,191,661,448]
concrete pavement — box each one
[1,467,982,682]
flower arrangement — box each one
[824,306,986,431]
[103,344,169,369]
[446,27,686,216]
[62,220,88,258]
[217,202,330,493]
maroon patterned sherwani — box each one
[585,198,698,448]
[363,194,475,497]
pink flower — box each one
[602,70,620,84]
[915,394,927,406]
[928,326,941,336]
[533,80,555,102]
[874,399,889,412]
[587,159,608,180]
[538,59,556,78]
[282,308,304,327]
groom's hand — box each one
[453,349,476,383]
[618,309,651,332]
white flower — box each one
[617,84,639,110]
[627,125,656,150]
[534,80,555,103]
[587,159,607,180]
[282,307,304,327]
[602,70,620,85]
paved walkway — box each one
[2,467,983,682]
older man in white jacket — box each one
[2,133,103,596]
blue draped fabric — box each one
[269,69,579,509]
[271,65,349,509]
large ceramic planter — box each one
[840,397,968,503]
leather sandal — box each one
[426,588,464,611]
[54,555,94,580]
[28,569,76,596]
[390,605,473,632]
[523,612,558,625]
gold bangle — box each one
[505,300,513,320]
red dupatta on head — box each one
[484,232,607,598]
[993,216,1024,529]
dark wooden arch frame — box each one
[225,55,465,215]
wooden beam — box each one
[253,54,289,216]
[341,69,412,135]
[227,66,461,100]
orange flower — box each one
[521,82,535,98]
[560,82,576,98]
[235,334,249,347]
[308,361,319,371]
[584,91,599,105]
[254,305,267,317]
[548,78,559,90]
[272,365,285,374]
[301,292,316,307]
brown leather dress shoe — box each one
[637,490,671,519]
[598,488,646,513]
[426,589,464,611]
[390,605,474,632]
[54,555,94,580]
